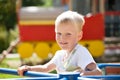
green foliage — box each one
[0,25,18,53]
[0,0,17,52]
[0,0,17,31]
[42,0,53,7]
[0,38,6,53]
[22,0,45,7]
[0,26,7,53]
[0,58,23,78]
[22,0,53,7]
[0,0,53,53]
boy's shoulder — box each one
[75,44,89,53]
[55,50,66,55]
[76,44,86,49]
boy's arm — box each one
[17,62,56,76]
[80,62,102,76]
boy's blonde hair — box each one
[55,11,85,32]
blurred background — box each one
[0,0,120,78]
[0,0,120,66]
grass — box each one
[0,74,21,79]
[0,57,23,79]
[0,56,56,79]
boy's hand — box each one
[17,65,31,76]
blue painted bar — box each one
[0,63,120,80]
[0,68,57,77]
[98,63,120,69]
[59,72,80,80]
[9,77,59,80]
[81,75,120,80]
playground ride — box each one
[17,7,105,60]
[0,63,120,80]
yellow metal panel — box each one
[19,20,55,25]
[34,42,50,59]
[17,42,33,58]
[79,40,104,57]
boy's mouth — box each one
[59,42,68,45]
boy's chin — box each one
[61,47,69,51]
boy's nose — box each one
[60,35,66,40]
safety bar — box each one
[6,77,61,80]
[82,75,120,80]
[0,68,80,80]
[0,68,57,77]
[98,63,120,69]
[1,63,120,80]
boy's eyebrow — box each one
[55,32,61,34]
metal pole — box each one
[0,68,57,77]
[91,0,97,14]
[99,0,105,14]
[98,63,120,69]
[68,0,73,10]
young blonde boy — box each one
[17,11,102,76]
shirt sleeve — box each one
[77,47,95,70]
[49,50,62,66]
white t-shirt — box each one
[50,44,95,73]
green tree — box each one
[0,0,48,52]
[0,0,17,31]
[22,0,44,7]
[0,0,17,52]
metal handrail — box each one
[0,68,57,77]
[0,63,120,80]
[98,63,120,69]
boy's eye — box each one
[66,33,71,36]
[56,33,61,36]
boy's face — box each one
[55,22,82,52]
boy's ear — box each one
[78,31,83,40]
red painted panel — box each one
[19,25,55,41]
[19,13,105,41]
[105,11,120,15]
[82,13,105,40]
